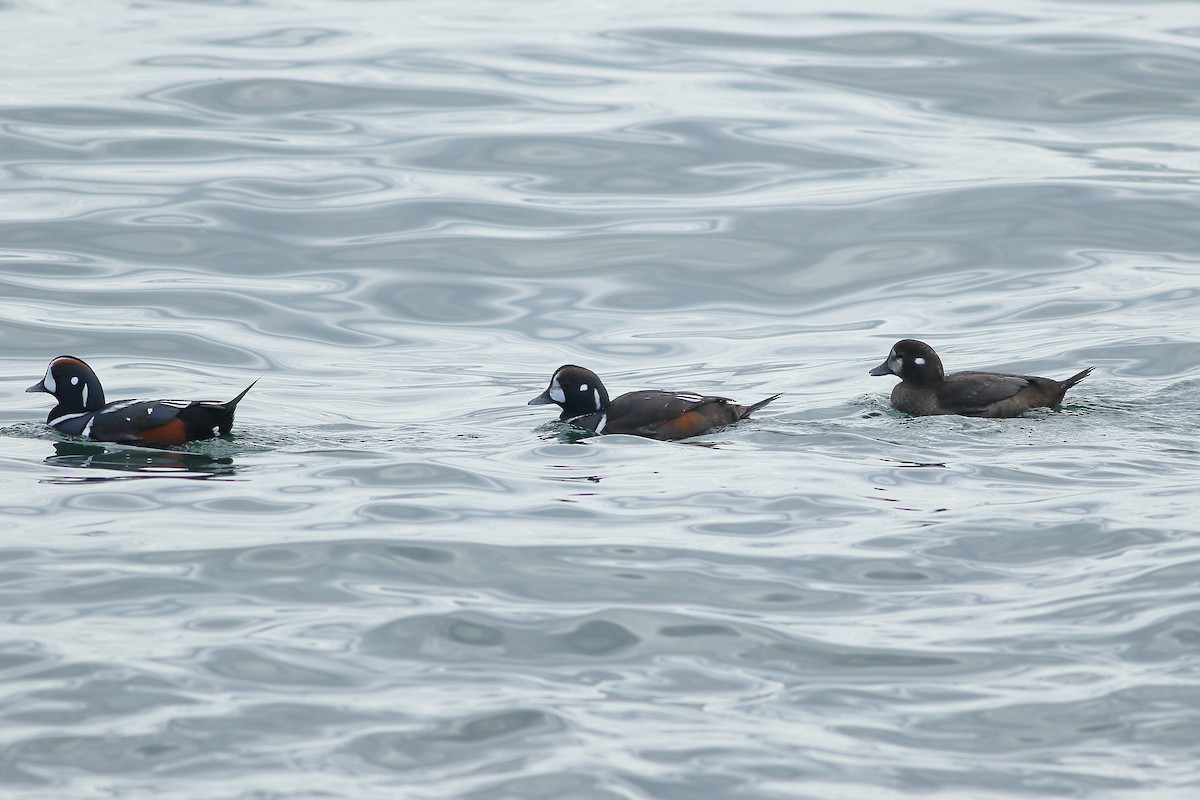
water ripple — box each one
[4,2,1200,798]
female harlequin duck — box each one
[528,364,780,440]
[27,355,255,447]
[869,339,1093,418]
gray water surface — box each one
[2,1,1199,798]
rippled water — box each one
[3,1,1200,797]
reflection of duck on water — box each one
[44,441,236,483]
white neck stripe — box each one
[49,411,91,426]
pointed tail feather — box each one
[224,379,258,409]
[740,393,782,418]
[1061,367,1094,389]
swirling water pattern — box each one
[2,1,1199,797]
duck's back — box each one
[605,391,744,439]
[893,370,1083,418]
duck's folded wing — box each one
[88,399,189,443]
[607,391,736,437]
[938,373,1032,414]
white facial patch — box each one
[71,376,79,386]
[913,357,925,366]
[549,378,565,404]
[42,366,56,394]
[579,383,588,392]
[889,356,903,373]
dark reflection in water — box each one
[41,442,237,484]
[883,458,949,469]
[536,422,596,444]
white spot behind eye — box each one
[71,376,79,386]
[579,383,588,392]
[914,357,926,366]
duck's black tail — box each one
[224,379,258,409]
[739,393,782,419]
[179,380,258,440]
[1061,367,1094,390]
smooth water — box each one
[2,1,1199,798]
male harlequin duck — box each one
[869,339,1093,418]
[27,355,256,446]
[528,364,780,440]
